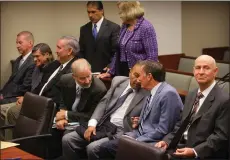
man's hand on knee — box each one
[84,126,96,142]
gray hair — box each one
[71,58,92,76]
[59,36,80,56]
[17,31,34,45]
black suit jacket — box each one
[31,60,61,94]
[58,74,107,123]
[163,84,229,159]
[79,18,120,72]
[41,57,78,107]
[0,53,35,100]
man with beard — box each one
[62,63,149,160]
[49,58,107,159]
[54,58,107,129]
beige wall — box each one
[182,1,229,57]
[1,1,182,87]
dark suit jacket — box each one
[41,57,78,107]
[163,84,229,159]
[0,53,35,101]
[91,76,149,133]
[79,18,120,72]
[58,74,107,123]
[31,60,61,94]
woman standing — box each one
[99,1,158,78]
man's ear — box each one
[68,48,73,56]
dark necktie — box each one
[98,88,133,126]
[72,87,82,111]
[92,24,97,39]
[57,65,63,74]
[167,92,204,149]
[138,95,152,135]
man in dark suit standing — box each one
[155,55,229,159]
[79,1,120,73]
[0,31,35,104]
[54,58,107,129]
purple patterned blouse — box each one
[109,16,158,75]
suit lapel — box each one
[96,19,108,41]
[142,82,166,120]
[191,86,216,123]
[107,80,129,113]
[183,90,198,121]
[43,57,77,93]
[124,89,149,117]
[77,77,95,111]
[10,54,33,79]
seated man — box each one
[0,31,35,105]
[0,43,56,127]
[4,36,80,125]
[155,55,229,159]
[62,63,150,160]
[99,60,184,159]
[54,58,107,130]
[49,58,107,159]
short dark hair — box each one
[136,60,165,82]
[32,43,54,62]
[87,1,103,10]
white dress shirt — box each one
[39,58,73,96]
[92,16,104,33]
[19,51,32,67]
[88,82,135,127]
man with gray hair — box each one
[54,58,107,129]
[49,58,107,159]
[4,36,80,125]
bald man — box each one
[55,58,107,130]
[155,55,229,159]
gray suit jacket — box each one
[0,53,35,101]
[79,18,120,72]
[126,82,183,143]
[58,73,107,123]
[90,76,149,133]
[164,84,229,159]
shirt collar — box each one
[22,51,32,61]
[61,57,74,69]
[198,81,216,98]
[150,82,162,97]
[75,81,82,90]
[93,16,104,30]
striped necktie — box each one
[138,95,152,135]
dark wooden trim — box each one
[181,55,230,64]
[202,46,229,61]
[158,53,185,70]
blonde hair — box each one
[118,1,144,22]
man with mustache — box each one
[54,58,107,129]
[62,63,149,160]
